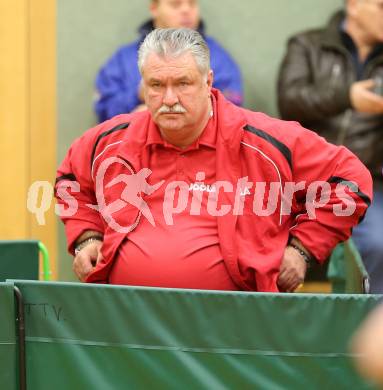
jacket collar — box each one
[213,88,246,149]
[321,10,346,49]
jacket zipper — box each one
[329,63,341,89]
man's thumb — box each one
[96,248,104,264]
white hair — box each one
[138,28,210,77]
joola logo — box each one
[188,183,251,196]
[189,183,216,193]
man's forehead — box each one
[143,52,199,74]
[355,0,383,7]
[154,0,199,6]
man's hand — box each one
[277,246,308,292]
[350,79,383,114]
[73,241,103,282]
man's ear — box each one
[207,70,214,92]
[138,78,146,101]
[346,0,359,17]
[149,1,158,19]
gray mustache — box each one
[158,104,187,114]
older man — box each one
[278,0,383,293]
[56,29,372,293]
[94,0,243,122]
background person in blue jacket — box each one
[94,0,243,122]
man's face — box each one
[151,0,200,30]
[348,0,383,43]
[142,51,213,135]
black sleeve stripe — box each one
[55,173,77,185]
[90,122,130,169]
[358,211,367,225]
[243,124,292,169]
[328,176,371,207]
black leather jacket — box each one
[278,11,383,177]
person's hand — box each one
[73,241,103,282]
[351,304,383,385]
[350,79,383,114]
[277,246,308,292]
